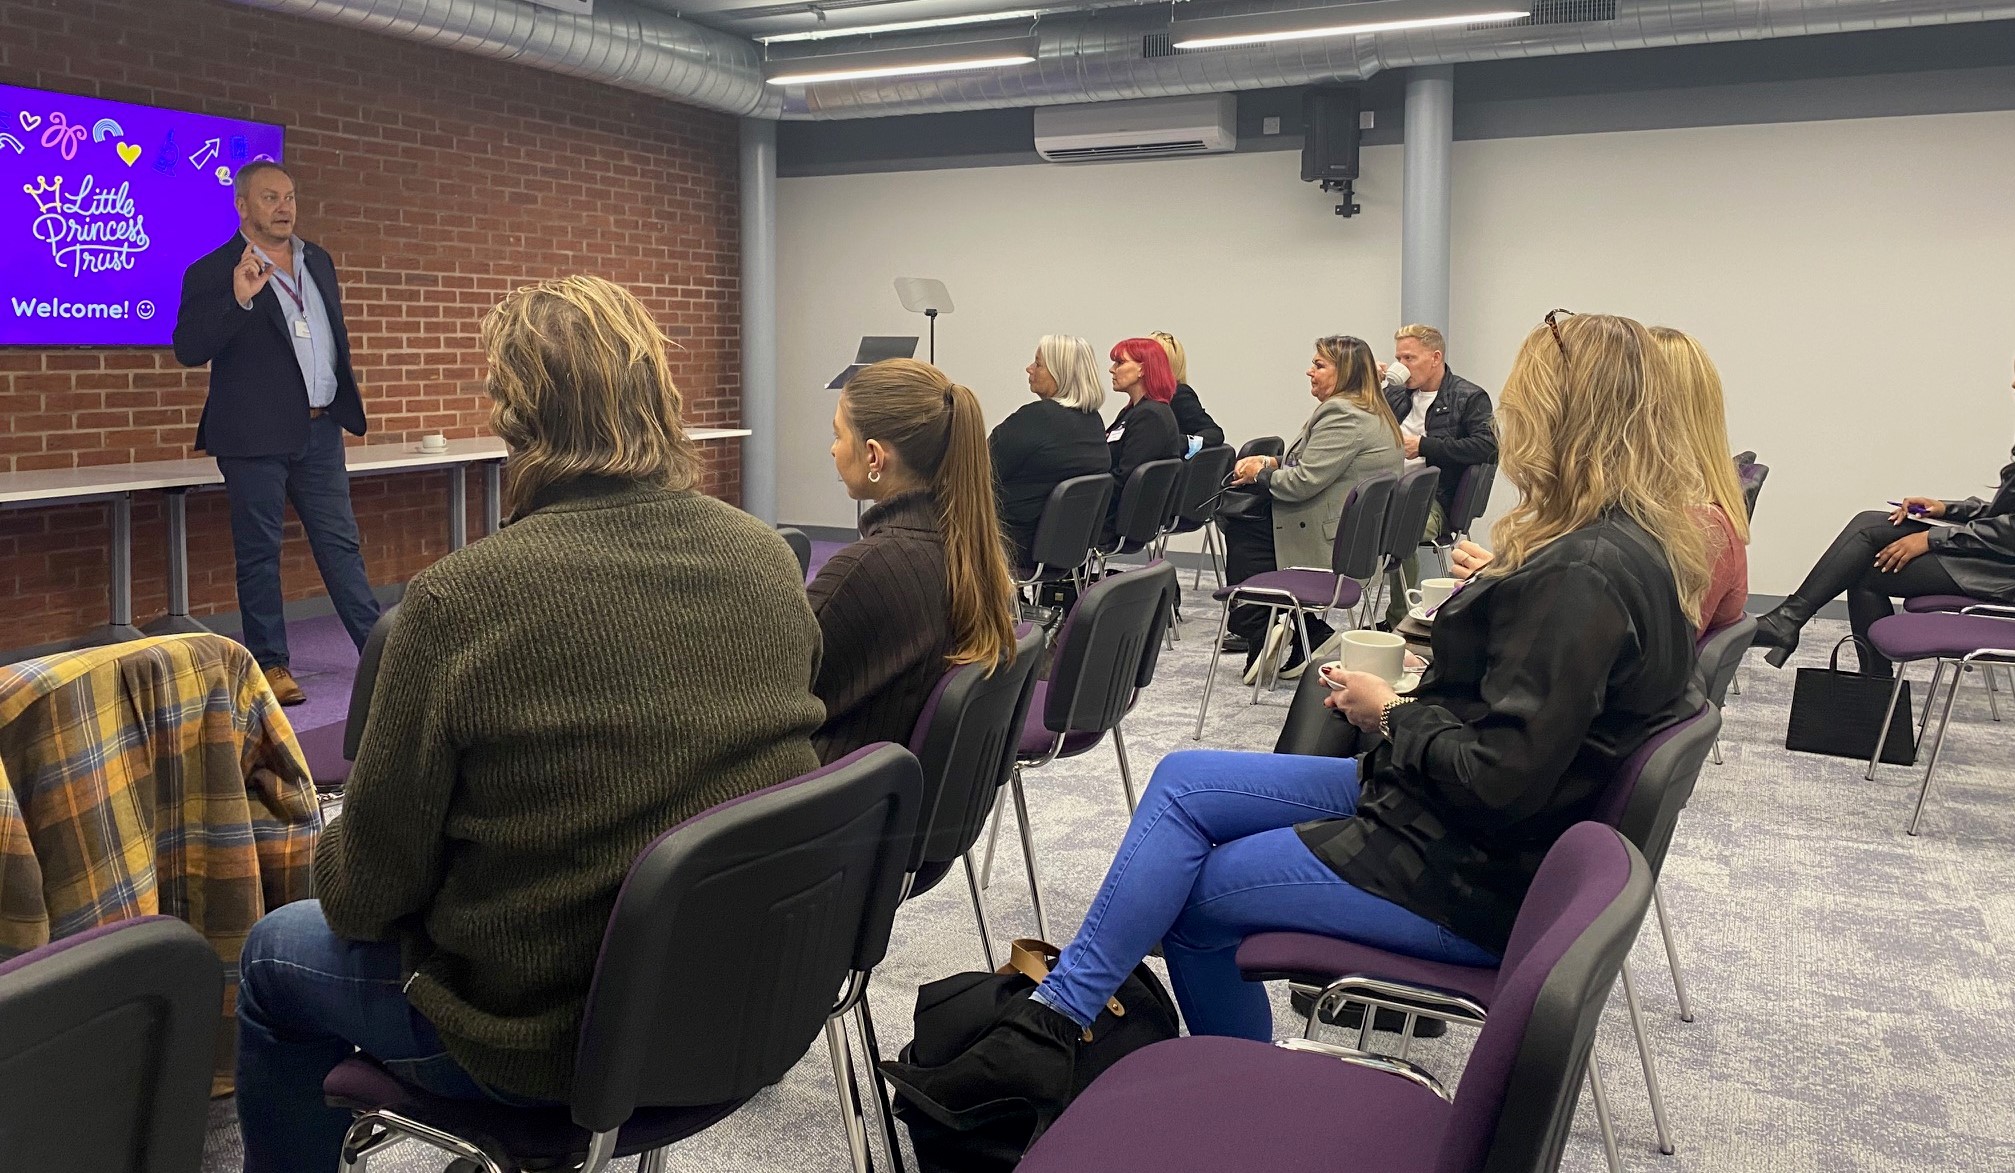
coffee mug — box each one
[419,433,448,452]
[1340,630,1407,684]
[1407,577,1459,614]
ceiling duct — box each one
[220,0,2015,122]
[218,0,782,117]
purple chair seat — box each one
[1018,680,1106,759]
[1235,932,1498,1005]
[1867,612,2015,662]
[1212,568,1362,611]
[1904,595,1988,614]
[325,1058,746,1167]
[1018,1036,1446,1173]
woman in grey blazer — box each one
[1222,335,1405,677]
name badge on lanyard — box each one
[293,318,312,339]
[259,246,311,341]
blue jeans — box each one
[236,901,542,1173]
[216,414,380,669]
[1036,750,1498,1040]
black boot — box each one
[1750,602,1811,668]
[879,996,1082,1132]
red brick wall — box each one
[0,0,742,651]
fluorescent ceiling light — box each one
[1172,0,1528,49]
[764,35,1038,85]
[759,10,1048,44]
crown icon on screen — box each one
[22,175,64,214]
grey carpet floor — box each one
[201,607,2015,1172]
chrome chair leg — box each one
[1709,738,1723,766]
[1982,661,2002,721]
[980,803,1002,890]
[1195,602,1232,739]
[1114,723,1139,814]
[963,852,999,971]
[1909,660,1968,836]
[1917,661,1948,744]
[824,1016,874,1173]
[1867,666,1919,781]
[1587,1053,1625,1173]
[855,995,908,1173]
[637,1148,670,1173]
[1651,882,1694,1023]
[1620,959,1675,1155]
[1010,768,1050,941]
[1250,605,1281,706]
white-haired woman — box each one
[991,335,1113,569]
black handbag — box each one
[893,938,1180,1173]
[1214,482,1270,524]
[1786,636,1916,765]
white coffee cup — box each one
[1406,577,1459,614]
[1339,630,1407,684]
[419,433,448,452]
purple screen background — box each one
[2,83,285,347]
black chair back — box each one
[1445,460,1498,537]
[343,604,400,762]
[1236,436,1285,462]
[776,526,813,580]
[1380,466,1441,567]
[1593,705,1721,877]
[1170,445,1235,533]
[1738,460,1769,519]
[1043,561,1178,738]
[1695,615,1758,707]
[1108,459,1184,553]
[568,744,925,1131]
[1026,474,1112,578]
[909,628,1046,875]
[1327,471,1398,580]
[0,916,222,1173]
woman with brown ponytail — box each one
[811,357,1019,762]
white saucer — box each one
[1408,606,1441,625]
[1396,671,1422,694]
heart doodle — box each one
[117,142,142,166]
[18,111,40,132]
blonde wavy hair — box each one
[1489,313,1711,627]
[1649,327,1750,544]
[482,276,699,518]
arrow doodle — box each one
[0,133,21,154]
[189,137,220,168]
[91,117,125,142]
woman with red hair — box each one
[1102,337,1185,543]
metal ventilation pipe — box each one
[219,0,783,118]
[776,0,2015,118]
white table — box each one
[0,428,753,645]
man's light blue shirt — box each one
[250,238,339,410]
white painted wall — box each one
[776,110,2015,594]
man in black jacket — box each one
[1382,324,1496,626]
[173,162,378,705]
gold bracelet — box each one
[1379,697,1415,739]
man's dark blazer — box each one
[172,232,367,459]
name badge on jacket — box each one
[1107,427,1126,442]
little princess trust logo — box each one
[23,173,152,274]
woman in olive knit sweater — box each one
[233,278,825,1173]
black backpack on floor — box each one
[892,939,1180,1172]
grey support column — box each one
[1401,66,1455,332]
[740,117,779,524]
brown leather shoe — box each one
[264,665,307,706]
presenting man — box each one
[173,162,378,705]
[1382,324,1496,627]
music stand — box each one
[894,278,953,364]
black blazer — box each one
[173,232,367,458]
[1170,383,1225,448]
[1296,511,1696,954]
[1105,398,1183,536]
[990,398,1111,567]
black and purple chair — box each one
[1166,444,1237,590]
[1425,460,1498,575]
[1694,615,1757,765]
[902,626,1047,972]
[0,916,222,1173]
[986,561,1178,942]
[1864,606,2015,833]
[1194,470,1397,738]
[1014,473,1112,603]
[1095,458,1185,574]
[776,526,814,581]
[1369,465,1442,619]
[324,743,926,1173]
[1238,706,1720,1173]
[1017,822,1653,1173]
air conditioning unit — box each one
[1034,94,1237,162]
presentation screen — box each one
[2,83,285,347]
